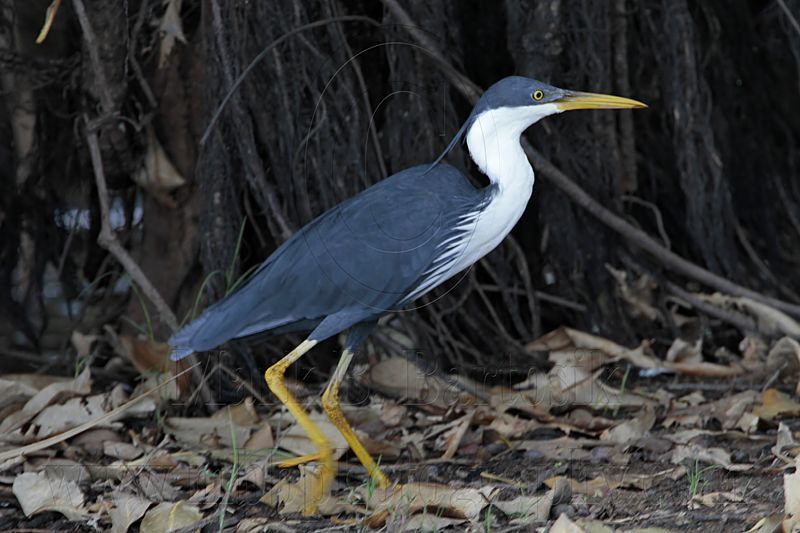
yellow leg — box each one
[321,346,391,489]
[264,339,333,516]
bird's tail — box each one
[167,311,214,361]
[169,345,195,361]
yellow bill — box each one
[555,91,647,111]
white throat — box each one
[465,104,560,189]
[461,104,561,246]
[401,104,561,303]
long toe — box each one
[302,444,334,516]
[277,452,325,469]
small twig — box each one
[665,280,759,334]
[622,194,671,250]
[777,0,800,38]
[761,362,786,392]
[71,0,113,112]
[380,0,800,320]
[85,118,177,332]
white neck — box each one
[465,104,560,190]
[401,104,562,303]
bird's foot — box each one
[301,444,334,515]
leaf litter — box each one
[0,325,794,531]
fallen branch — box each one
[380,0,800,321]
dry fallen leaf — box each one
[786,458,800,519]
[599,407,656,445]
[277,411,349,461]
[361,356,481,410]
[105,441,144,461]
[364,482,498,526]
[71,330,98,359]
[666,338,703,364]
[132,128,186,196]
[774,422,800,464]
[110,492,151,533]
[546,466,685,497]
[766,337,800,378]
[12,471,87,521]
[139,501,203,533]
[0,367,91,436]
[165,417,253,449]
[671,444,752,471]
[245,424,274,450]
[398,514,466,531]
[158,0,187,68]
[212,397,260,426]
[691,490,743,508]
[260,468,349,516]
[752,389,800,421]
[549,512,587,533]
[493,492,555,525]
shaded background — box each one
[2,0,800,397]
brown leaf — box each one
[549,513,588,533]
[157,0,187,69]
[139,501,202,533]
[671,444,752,471]
[753,389,800,421]
[116,334,171,374]
[546,467,685,497]
[365,483,497,525]
[439,412,473,459]
[399,514,466,531]
[165,417,253,449]
[260,468,349,516]
[665,338,703,364]
[599,407,656,445]
[278,411,348,461]
[244,424,274,451]
[766,337,800,377]
[26,457,90,484]
[606,265,662,322]
[787,457,800,518]
[361,356,481,410]
[212,397,260,426]
[0,367,91,436]
[690,490,743,508]
[774,422,800,464]
[105,441,144,461]
[12,471,87,521]
[70,330,98,358]
[132,128,186,195]
[493,492,554,524]
[516,437,594,461]
[110,492,151,533]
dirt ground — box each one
[0,328,795,532]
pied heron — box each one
[169,76,645,514]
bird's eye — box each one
[532,90,544,101]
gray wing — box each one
[169,163,482,357]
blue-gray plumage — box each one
[168,76,645,514]
[169,163,487,358]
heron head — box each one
[474,76,647,126]
[430,76,646,169]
